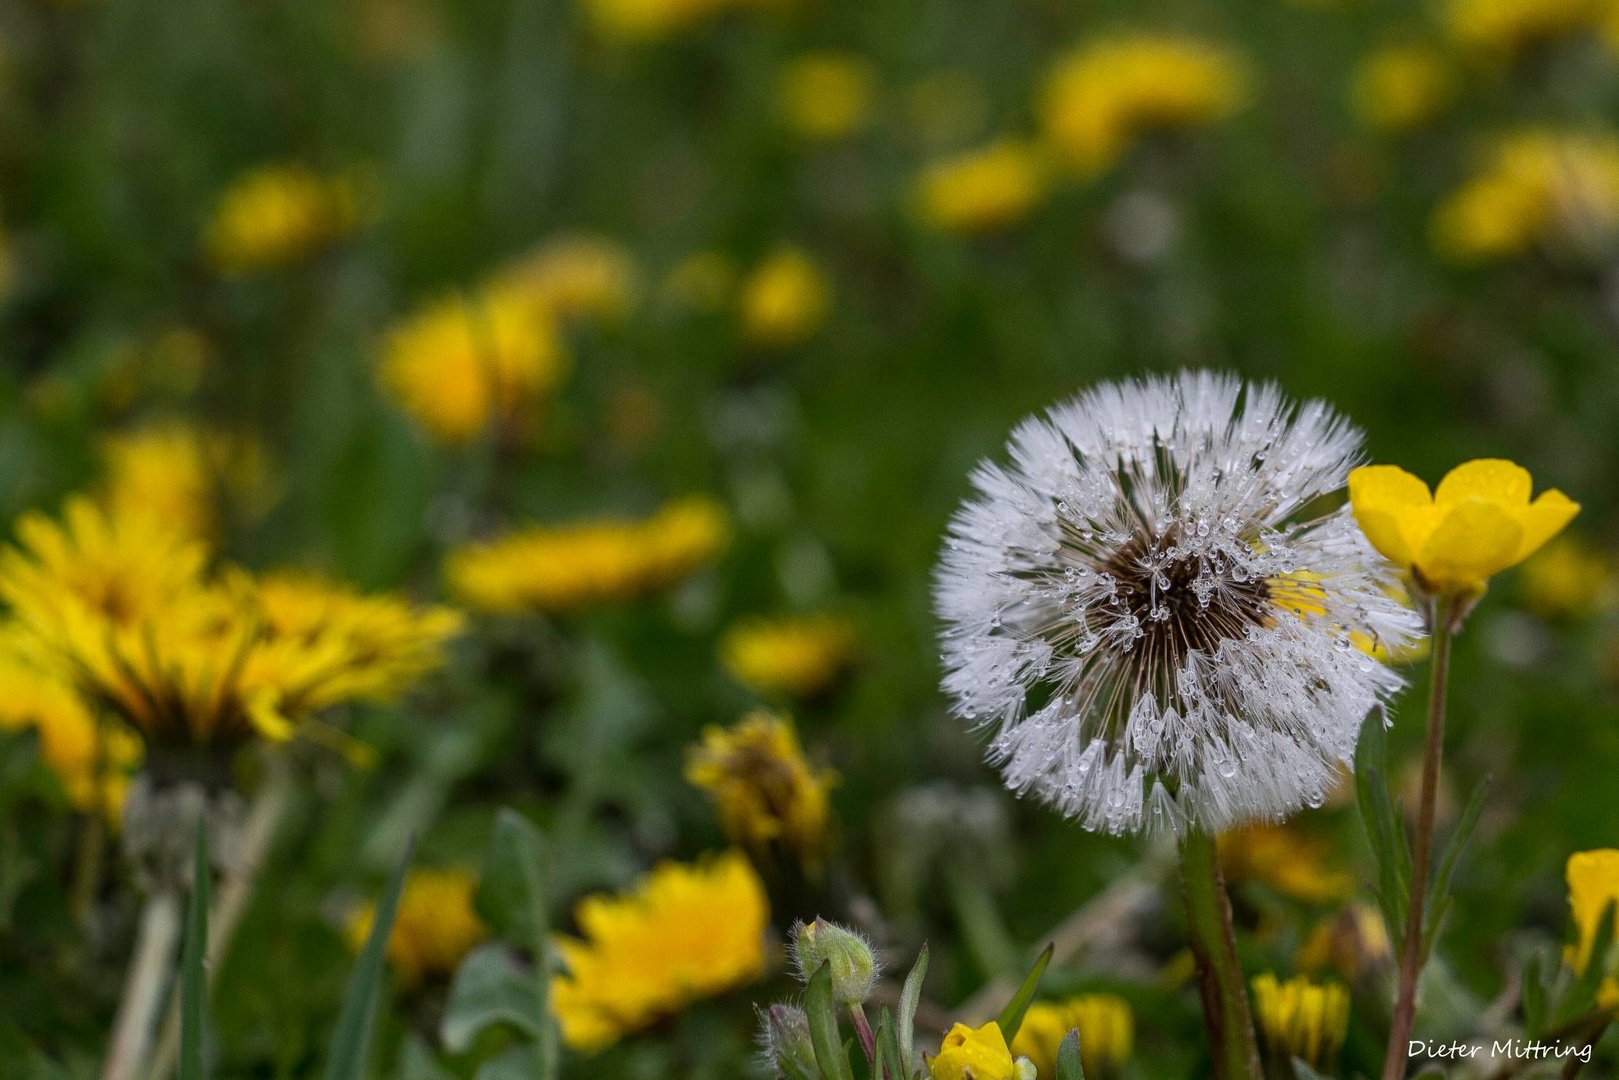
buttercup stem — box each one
[1381,599,1456,1080]
[101,888,182,1080]
[1179,827,1262,1080]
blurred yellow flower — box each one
[1250,973,1349,1072]
[720,614,858,698]
[1351,45,1455,134]
[347,867,487,987]
[446,496,728,614]
[1012,995,1133,1079]
[914,139,1050,234]
[778,53,877,141]
[1566,849,1619,1007]
[493,233,639,324]
[685,711,835,863]
[0,650,139,818]
[203,163,370,275]
[581,0,729,41]
[1040,36,1247,175]
[1297,903,1393,982]
[1432,130,1619,264]
[1220,823,1352,904]
[1349,459,1579,596]
[379,287,569,445]
[1446,0,1605,59]
[929,1021,1018,1080]
[739,248,831,348]
[551,851,767,1052]
[1518,534,1619,619]
[99,423,277,539]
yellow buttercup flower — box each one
[1250,973,1350,1072]
[720,615,858,698]
[1351,45,1455,134]
[446,496,728,614]
[203,163,370,275]
[929,1021,1019,1080]
[778,53,877,141]
[0,649,140,817]
[379,287,569,445]
[1012,995,1133,1079]
[739,248,831,348]
[1565,849,1619,1007]
[551,851,768,1052]
[914,139,1050,234]
[1518,534,1619,619]
[1220,823,1352,905]
[1446,0,1605,59]
[492,233,639,324]
[1040,36,1247,175]
[685,711,835,863]
[347,868,487,987]
[1432,130,1619,264]
[580,0,730,41]
[1349,459,1579,597]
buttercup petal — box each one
[1348,464,1432,510]
[1415,499,1522,592]
[1434,458,1531,507]
[1350,505,1418,566]
[1513,489,1580,562]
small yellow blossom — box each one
[720,615,858,698]
[0,651,140,817]
[1349,459,1579,597]
[446,496,728,614]
[1565,849,1619,1006]
[379,287,569,445]
[204,163,370,275]
[1220,824,1352,904]
[1446,0,1605,60]
[914,139,1050,234]
[1012,995,1133,1079]
[1519,534,1619,619]
[580,0,729,41]
[347,867,487,987]
[1250,973,1350,1072]
[493,234,639,324]
[929,1021,1019,1080]
[1040,36,1247,175]
[1297,903,1394,982]
[739,248,831,348]
[778,53,877,141]
[1432,130,1619,264]
[1351,45,1455,134]
[685,711,835,863]
[551,851,768,1052]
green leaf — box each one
[898,944,929,1078]
[441,943,546,1052]
[476,808,558,1080]
[1422,775,1490,959]
[1556,900,1617,1025]
[874,1008,901,1080]
[179,821,211,1080]
[1054,1029,1085,1080]
[1355,712,1411,953]
[324,837,414,1080]
[995,943,1054,1042]
[1522,953,1548,1036]
[473,1045,549,1080]
[805,963,854,1080]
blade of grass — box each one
[994,943,1053,1042]
[324,838,415,1080]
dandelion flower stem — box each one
[101,888,182,1080]
[1179,826,1261,1080]
[1382,600,1456,1080]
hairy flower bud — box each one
[790,918,878,1005]
[759,1003,820,1079]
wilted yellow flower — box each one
[1446,0,1605,59]
[1351,45,1455,134]
[99,423,277,538]
[1518,534,1619,619]
[685,712,835,862]
[1220,823,1351,904]
[1041,36,1247,175]
[347,867,487,987]
[204,163,370,275]
[1432,130,1619,264]
[929,1021,1019,1080]
[1566,849,1619,1006]
[779,53,877,141]
[739,248,831,348]
[493,234,638,323]
[551,851,768,1052]
[581,0,729,41]
[379,287,569,445]
[446,496,728,614]
[914,139,1050,234]
[1012,995,1133,1079]
[1250,973,1350,1072]
[0,651,140,817]
[1297,903,1394,982]
[1349,459,1579,597]
[720,614,858,698]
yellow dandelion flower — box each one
[0,649,140,817]
[581,0,730,41]
[1012,995,1133,1079]
[719,614,858,698]
[347,867,487,987]
[204,163,371,275]
[1446,0,1605,59]
[446,496,728,614]
[914,139,1050,234]
[379,287,570,445]
[685,711,835,862]
[492,233,639,324]
[1040,35,1248,176]
[929,1021,1019,1080]
[1349,459,1579,597]
[1297,903,1393,982]
[778,53,877,141]
[739,248,831,348]
[1518,534,1619,619]
[1432,130,1619,264]
[1220,823,1352,904]
[1351,45,1456,134]
[1566,849,1619,1007]
[551,851,768,1053]
[1250,973,1350,1072]
[99,423,278,539]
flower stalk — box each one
[101,888,183,1080]
[1179,827,1262,1080]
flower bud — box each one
[791,918,878,1005]
[759,1003,820,1079]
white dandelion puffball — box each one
[934,372,1421,837]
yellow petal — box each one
[1348,464,1432,509]
[1513,489,1580,563]
[1414,499,1522,592]
[1434,458,1531,507]
[1350,505,1419,566]
[1348,465,1433,567]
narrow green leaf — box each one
[805,963,854,1080]
[473,1044,548,1080]
[1054,1029,1085,1080]
[995,943,1054,1042]
[324,837,415,1080]
[874,1007,901,1080]
[897,943,928,1078]
[1522,952,1547,1036]
[1422,775,1490,958]
[179,821,211,1080]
